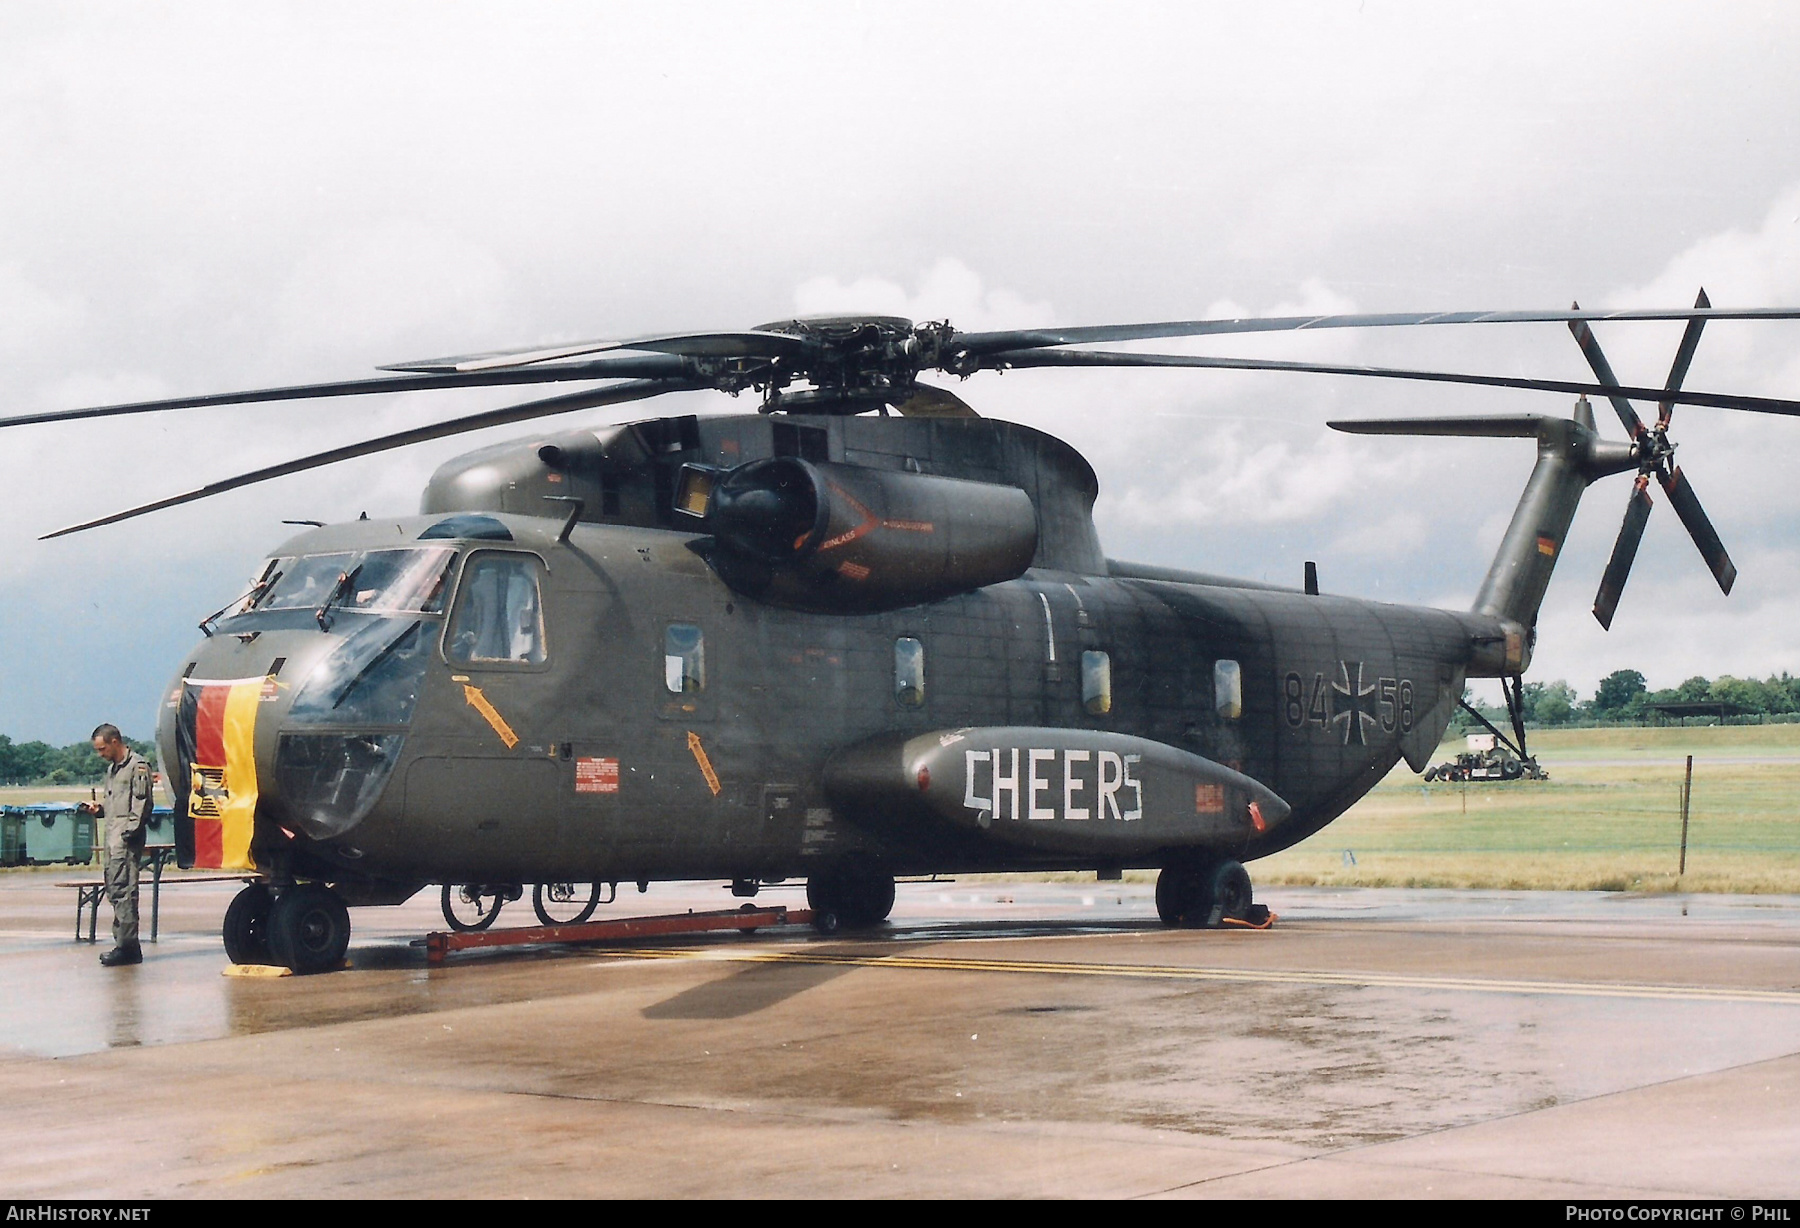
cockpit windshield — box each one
[248,548,455,616]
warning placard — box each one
[576,757,620,794]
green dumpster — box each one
[0,808,24,866]
[143,806,175,851]
[22,804,96,865]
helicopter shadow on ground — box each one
[638,948,860,1020]
[636,917,1163,1020]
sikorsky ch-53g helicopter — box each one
[12,295,1800,972]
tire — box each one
[532,882,602,926]
[807,864,894,930]
[267,883,351,974]
[851,870,895,926]
[1155,863,1208,927]
[1206,861,1254,923]
[222,883,273,965]
[1158,860,1253,927]
[442,884,505,932]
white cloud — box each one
[271,223,517,366]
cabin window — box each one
[1082,650,1112,716]
[446,553,546,665]
[665,623,705,693]
[1215,658,1243,720]
[894,637,926,708]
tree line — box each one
[0,735,159,787]
[5,668,1792,780]
[1465,670,1800,729]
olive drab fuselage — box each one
[156,412,1523,898]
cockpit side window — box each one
[446,552,548,665]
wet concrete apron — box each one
[0,879,1795,1198]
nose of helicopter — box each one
[157,615,428,862]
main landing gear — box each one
[1155,858,1257,928]
[806,863,895,934]
[223,881,352,974]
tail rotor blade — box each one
[1658,288,1710,430]
[1567,301,1648,440]
[1593,477,1654,630]
[1659,465,1737,594]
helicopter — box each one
[10,296,1800,973]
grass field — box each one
[1253,723,1800,893]
[6,725,1797,892]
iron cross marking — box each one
[1330,660,1379,746]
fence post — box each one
[1678,754,1693,876]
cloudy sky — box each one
[5,2,1800,743]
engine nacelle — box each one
[686,457,1037,613]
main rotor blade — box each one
[0,353,691,431]
[1658,288,1710,431]
[1329,414,1552,437]
[41,379,693,540]
[1659,465,1738,594]
[1566,302,1647,440]
[383,331,808,374]
[982,348,1800,417]
[1593,477,1655,630]
[955,305,1800,355]
[891,382,980,418]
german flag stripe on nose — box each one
[176,676,264,871]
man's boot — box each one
[99,945,142,967]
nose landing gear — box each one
[222,882,273,965]
[223,881,351,974]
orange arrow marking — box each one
[464,684,520,749]
[687,730,721,796]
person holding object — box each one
[79,723,153,966]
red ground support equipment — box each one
[424,904,813,965]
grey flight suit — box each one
[100,749,154,950]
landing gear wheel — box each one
[1155,863,1206,927]
[442,884,507,931]
[267,883,351,974]
[1206,860,1254,924]
[532,882,603,926]
[222,883,273,965]
[806,864,895,932]
[1156,860,1255,928]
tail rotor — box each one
[1569,289,1737,629]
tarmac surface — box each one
[0,872,1797,1199]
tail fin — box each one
[1331,398,1636,650]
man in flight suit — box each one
[80,723,154,966]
